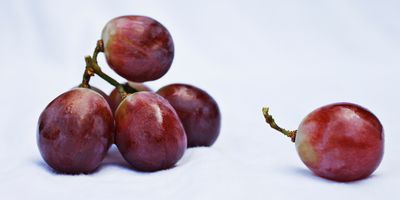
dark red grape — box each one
[157,84,221,147]
[102,16,174,82]
[37,88,114,174]
[114,92,186,171]
[295,103,384,181]
[109,82,151,112]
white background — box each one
[0,0,399,199]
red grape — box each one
[102,16,174,82]
[295,103,384,181]
[114,92,186,171]
[157,84,221,147]
[109,82,151,112]
[37,88,114,174]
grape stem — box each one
[92,40,104,64]
[262,107,297,142]
[79,40,127,99]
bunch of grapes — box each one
[37,15,384,183]
[37,16,221,174]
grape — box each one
[109,82,151,112]
[295,103,384,181]
[102,16,174,82]
[157,84,221,147]
[37,88,114,174]
[114,92,186,171]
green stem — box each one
[79,40,127,98]
[262,107,297,142]
[86,56,127,98]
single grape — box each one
[263,103,384,182]
[157,84,221,147]
[115,92,187,171]
[102,16,174,82]
[109,82,151,112]
[37,88,114,174]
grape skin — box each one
[102,16,174,82]
[114,92,187,171]
[157,84,221,147]
[295,103,384,181]
[37,88,114,174]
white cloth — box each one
[0,0,399,199]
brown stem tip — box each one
[262,107,296,142]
